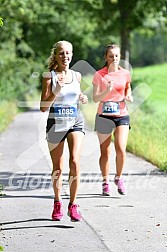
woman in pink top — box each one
[92,44,133,196]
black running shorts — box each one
[94,114,130,134]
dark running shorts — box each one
[46,110,85,143]
[94,114,130,134]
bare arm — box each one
[40,76,63,112]
[92,82,113,103]
[125,82,133,102]
[40,77,55,112]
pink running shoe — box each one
[114,176,126,195]
[52,201,63,221]
[102,182,111,196]
[68,204,82,222]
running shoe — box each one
[52,201,63,221]
[114,176,126,195]
[68,204,82,222]
[102,182,111,196]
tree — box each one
[80,0,167,62]
[0,0,98,101]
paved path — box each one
[0,110,167,252]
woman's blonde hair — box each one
[47,40,73,71]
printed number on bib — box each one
[54,104,78,119]
[102,101,120,116]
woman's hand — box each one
[79,93,88,104]
[52,80,62,95]
[125,95,133,102]
[106,80,114,92]
[52,71,65,95]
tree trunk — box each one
[118,0,137,63]
[120,28,130,63]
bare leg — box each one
[113,125,129,177]
[67,131,84,204]
[48,141,65,202]
[97,133,112,182]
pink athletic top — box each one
[92,66,131,116]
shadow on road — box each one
[0,217,74,231]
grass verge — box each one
[0,101,18,133]
[127,109,167,170]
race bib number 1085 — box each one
[54,104,78,118]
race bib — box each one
[102,101,120,116]
[54,104,78,119]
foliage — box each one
[0,246,4,251]
[0,101,18,132]
[0,183,5,196]
[0,17,3,27]
[0,0,100,104]
[79,0,167,61]
[131,30,167,66]
[0,0,166,97]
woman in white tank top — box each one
[40,40,88,222]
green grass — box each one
[0,91,40,133]
[0,101,18,133]
[128,63,167,170]
[127,110,167,170]
[133,63,167,115]
[81,63,167,171]
[0,101,18,199]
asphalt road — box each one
[0,110,167,252]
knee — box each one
[100,149,111,159]
[116,147,126,157]
[69,158,80,174]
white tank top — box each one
[51,70,80,105]
[49,70,81,132]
